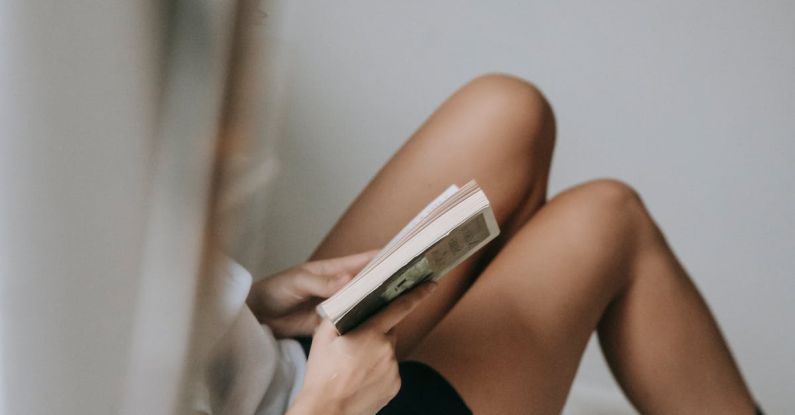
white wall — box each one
[255,0,795,412]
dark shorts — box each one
[295,336,472,415]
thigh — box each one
[408,182,638,414]
[310,74,555,357]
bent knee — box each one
[574,179,645,211]
[553,179,653,242]
[463,73,548,111]
[455,73,555,150]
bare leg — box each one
[409,179,756,414]
[307,74,754,413]
[310,74,555,357]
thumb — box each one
[358,282,437,334]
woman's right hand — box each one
[288,282,438,415]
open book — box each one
[317,180,500,334]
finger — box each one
[265,308,322,338]
[302,250,379,276]
[292,271,352,298]
[313,318,340,344]
[359,282,437,334]
[385,329,398,347]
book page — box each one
[360,184,460,275]
[383,184,459,252]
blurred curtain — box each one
[0,1,277,414]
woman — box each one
[231,74,757,414]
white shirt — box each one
[193,259,306,415]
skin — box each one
[290,284,437,415]
[250,74,757,414]
[213,252,416,415]
[247,251,379,338]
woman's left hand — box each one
[246,250,377,338]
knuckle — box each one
[386,334,398,347]
[324,275,336,288]
[390,377,402,396]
